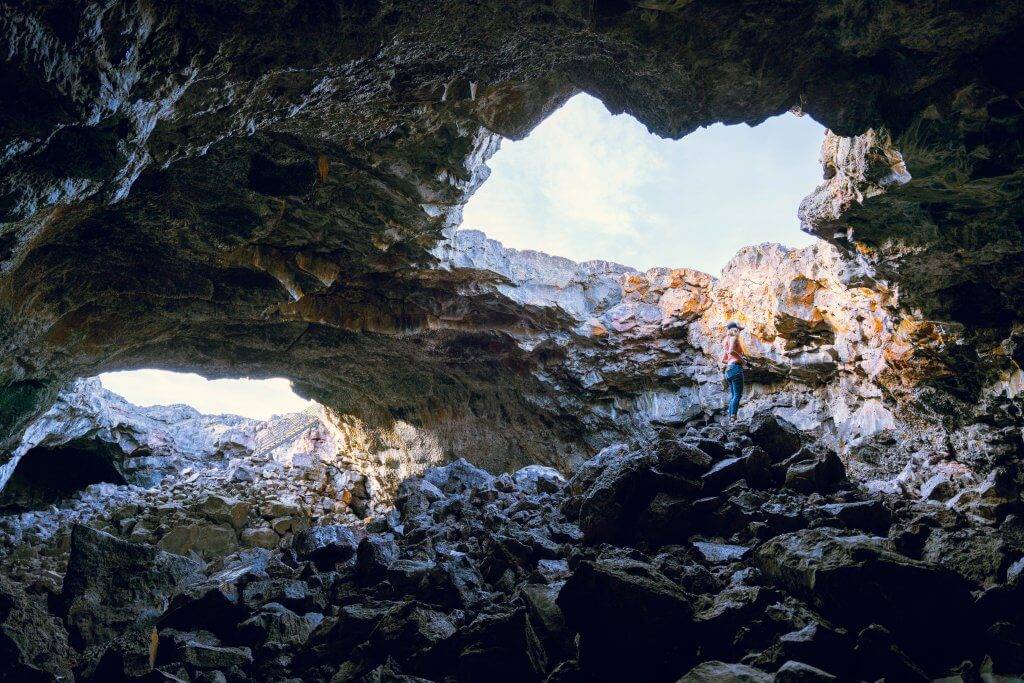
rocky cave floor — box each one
[2,410,1024,682]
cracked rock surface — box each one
[2,411,1024,680]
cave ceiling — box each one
[1,0,1023,461]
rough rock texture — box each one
[3,3,1024,679]
[1,417,1022,681]
[451,229,1022,507]
[2,0,1024,480]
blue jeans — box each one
[725,363,744,417]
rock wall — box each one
[2,1,1023,484]
[447,228,1023,506]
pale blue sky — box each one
[462,93,824,274]
[103,95,827,415]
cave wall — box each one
[2,1,1024,476]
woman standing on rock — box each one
[722,322,745,424]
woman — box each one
[721,322,745,424]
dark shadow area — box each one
[0,438,127,513]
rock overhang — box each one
[1,0,1023,477]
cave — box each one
[0,438,128,513]
[1,2,1023,681]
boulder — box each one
[423,458,494,495]
[656,440,713,476]
[198,494,250,531]
[61,525,203,659]
[783,450,847,494]
[455,607,545,680]
[678,661,772,682]
[0,577,77,681]
[701,447,771,492]
[512,465,566,494]
[158,524,238,558]
[577,450,657,544]
[238,602,322,648]
[635,493,693,547]
[774,660,838,681]
[559,554,696,678]
[817,500,891,535]
[748,413,803,462]
[755,528,975,674]
[241,527,281,549]
[355,534,400,583]
[292,524,360,568]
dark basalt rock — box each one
[61,524,204,669]
[754,528,977,675]
[748,414,804,464]
[0,576,77,682]
[558,553,697,680]
[4,416,1024,680]
[292,525,361,569]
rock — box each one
[559,553,696,678]
[576,450,657,544]
[774,660,838,681]
[162,629,254,670]
[921,526,1009,588]
[512,465,565,494]
[817,499,891,535]
[519,582,572,666]
[367,601,457,664]
[748,414,803,463]
[158,524,239,558]
[701,448,772,492]
[783,450,847,494]
[755,528,975,674]
[455,607,544,680]
[920,473,954,501]
[0,577,77,681]
[656,441,713,476]
[635,493,693,547]
[423,458,494,495]
[396,479,445,521]
[678,661,772,682]
[292,525,360,568]
[355,534,400,583]
[238,602,322,648]
[263,500,303,519]
[692,541,750,564]
[61,525,203,664]
[199,494,250,531]
[242,527,281,549]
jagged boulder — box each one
[755,528,976,674]
[679,661,772,682]
[782,449,847,494]
[559,553,697,679]
[61,525,204,669]
[424,459,495,496]
[0,576,77,681]
[355,534,400,584]
[292,525,360,569]
[748,414,804,463]
[575,450,658,544]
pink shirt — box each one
[722,336,743,365]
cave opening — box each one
[460,93,827,275]
[0,437,127,513]
[98,369,314,420]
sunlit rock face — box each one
[446,227,1021,510]
[2,1,1023,479]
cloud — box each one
[461,93,825,273]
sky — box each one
[102,94,826,417]
[99,370,313,420]
[461,93,825,274]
